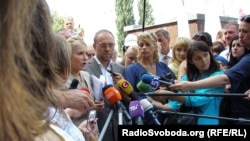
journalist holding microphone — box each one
[148,41,225,125]
[169,15,250,124]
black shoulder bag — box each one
[164,96,201,125]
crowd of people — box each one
[1,0,250,141]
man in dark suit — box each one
[85,29,126,141]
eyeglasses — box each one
[96,43,115,48]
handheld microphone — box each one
[160,72,175,82]
[141,74,173,90]
[103,85,132,122]
[139,99,161,125]
[136,80,152,93]
[102,84,122,105]
[117,79,139,100]
[129,100,144,125]
[69,79,79,89]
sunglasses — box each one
[192,33,212,46]
[123,46,129,54]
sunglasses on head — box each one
[192,33,212,46]
[123,46,129,54]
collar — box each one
[93,56,112,70]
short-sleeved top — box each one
[123,61,176,93]
[168,71,225,125]
[225,53,250,118]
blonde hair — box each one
[67,36,87,51]
[125,45,139,56]
[169,37,191,65]
[137,32,159,63]
[120,45,139,66]
[52,34,71,86]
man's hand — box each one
[54,89,95,112]
[92,99,105,111]
[244,89,250,101]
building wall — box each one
[124,13,237,47]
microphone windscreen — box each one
[69,79,79,89]
[103,86,122,105]
[141,74,160,90]
[141,74,154,84]
[102,84,113,92]
[117,79,133,95]
[140,99,153,112]
[129,100,144,118]
[81,87,90,94]
[136,80,152,93]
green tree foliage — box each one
[115,0,135,55]
[138,0,154,26]
[51,10,64,32]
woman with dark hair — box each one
[170,15,250,124]
[225,35,248,69]
[150,41,225,125]
[219,35,247,124]
[212,41,228,66]
[178,31,226,82]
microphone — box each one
[102,85,132,122]
[160,72,175,83]
[81,87,90,95]
[117,79,139,100]
[136,80,152,93]
[129,100,144,125]
[141,74,173,90]
[139,99,161,125]
[69,79,79,89]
